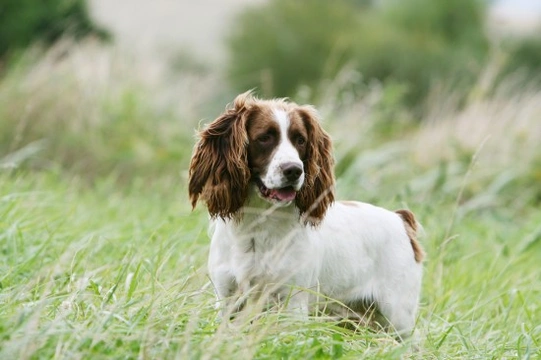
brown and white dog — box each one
[188,91,424,337]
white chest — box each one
[227,221,314,288]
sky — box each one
[497,0,541,11]
[493,0,541,20]
[491,0,541,35]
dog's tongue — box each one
[270,187,296,202]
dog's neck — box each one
[228,187,303,252]
[243,188,299,223]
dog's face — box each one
[247,106,309,206]
[188,91,335,225]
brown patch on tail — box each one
[395,209,425,263]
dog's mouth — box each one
[255,178,297,203]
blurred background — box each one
[1,0,541,207]
[2,3,541,357]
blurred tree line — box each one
[0,0,108,66]
[227,0,541,111]
[1,0,540,113]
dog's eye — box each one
[295,136,306,146]
[257,134,273,145]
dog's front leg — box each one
[282,287,310,318]
[208,267,245,320]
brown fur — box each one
[188,91,335,226]
[188,93,252,219]
[294,106,335,225]
[395,209,424,263]
[246,106,281,175]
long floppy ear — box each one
[188,92,254,220]
[295,106,335,226]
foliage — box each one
[0,43,196,181]
[376,0,489,107]
[498,35,541,87]
[0,0,109,61]
[226,0,489,109]
[1,42,541,358]
[382,0,487,48]
[227,0,362,98]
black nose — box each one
[281,162,303,182]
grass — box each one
[1,42,540,359]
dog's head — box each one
[188,91,335,225]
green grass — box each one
[1,166,539,359]
[1,42,540,359]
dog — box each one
[188,91,424,337]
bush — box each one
[227,0,362,98]
[227,0,489,109]
[377,0,489,107]
[498,35,541,87]
[0,0,109,61]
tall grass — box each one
[0,40,224,182]
[0,42,540,358]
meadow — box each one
[1,42,540,359]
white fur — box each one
[206,107,422,337]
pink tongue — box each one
[270,187,296,202]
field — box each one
[1,42,540,359]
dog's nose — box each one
[281,162,303,182]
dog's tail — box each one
[395,209,425,263]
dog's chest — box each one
[230,224,308,286]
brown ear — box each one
[295,106,335,226]
[188,92,254,219]
[395,209,424,263]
